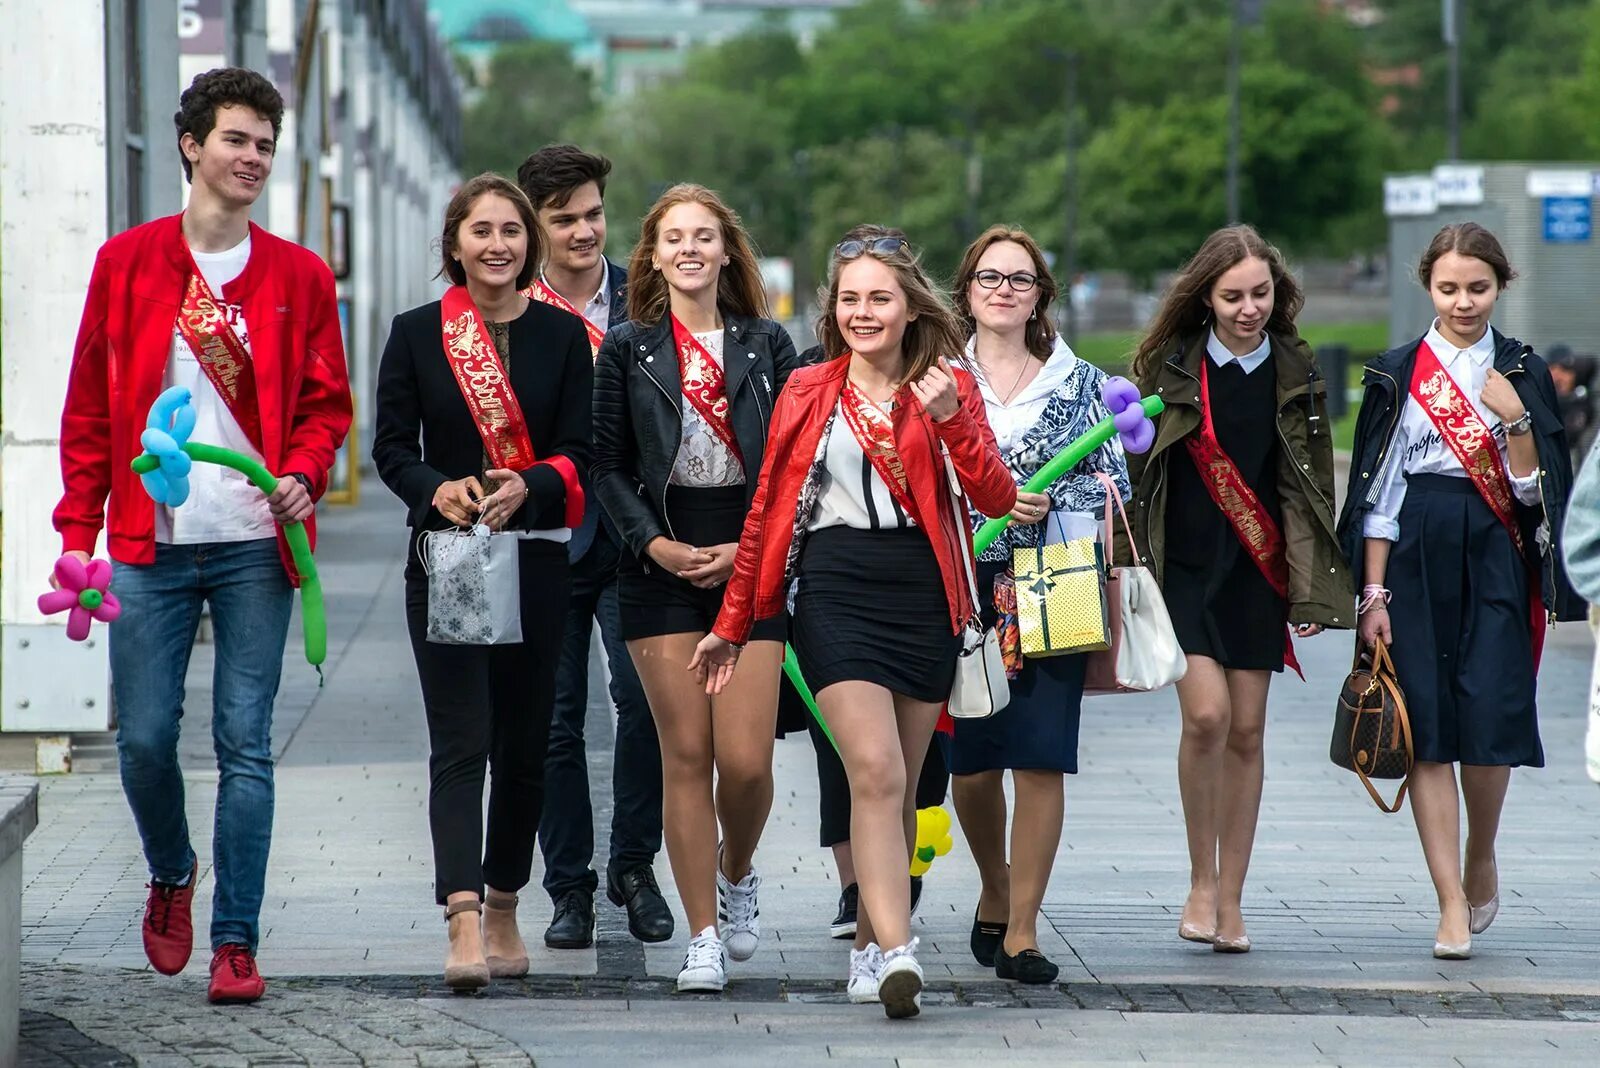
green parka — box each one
[1117,331,1353,630]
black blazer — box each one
[373,297,593,550]
[593,313,798,558]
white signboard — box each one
[1384,175,1437,217]
[1433,164,1484,205]
[1526,170,1594,198]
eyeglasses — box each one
[972,269,1039,293]
[835,236,908,260]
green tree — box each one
[460,41,597,178]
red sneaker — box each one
[142,862,197,976]
[208,943,266,1004]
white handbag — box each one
[1083,473,1187,695]
[421,524,524,645]
[940,443,1010,720]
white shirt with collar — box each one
[1207,327,1272,375]
[540,266,611,336]
[1362,320,1541,541]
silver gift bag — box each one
[421,525,523,645]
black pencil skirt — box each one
[1386,473,1543,768]
[790,525,961,703]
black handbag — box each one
[1331,641,1413,813]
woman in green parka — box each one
[1121,225,1350,953]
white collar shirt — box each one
[1206,328,1272,375]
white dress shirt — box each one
[1207,328,1272,375]
[539,267,611,335]
[1363,320,1541,541]
[809,400,915,532]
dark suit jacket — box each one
[569,259,630,561]
[373,296,593,561]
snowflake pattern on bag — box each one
[425,529,496,644]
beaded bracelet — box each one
[1358,584,1391,615]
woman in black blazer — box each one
[373,174,591,990]
[592,183,797,993]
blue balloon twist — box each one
[138,387,197,506]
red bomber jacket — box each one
[52,214,352,584]
[713,356,1017,645]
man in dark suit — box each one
[517,145,671,948]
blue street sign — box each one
[1543,196,1592,243]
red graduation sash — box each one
[1408,340,1545,664]
[524,278,605,356]
[672,315,744,463]
[1183,355,1303,678]
[174,254,264,451]
[838,375,920,521]
[439,285,583,528]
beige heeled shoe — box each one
[483,890,530,979]
[443,899,490,991]
[1178,921,1216,944]
[1212,934,1251,954]
[1433,937,1472,960]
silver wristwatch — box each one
[1505,412,1533,436]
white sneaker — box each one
[876,938,923,1019]
[717,846,761,962]
[676,926,727,992]
[848,944,883,1004]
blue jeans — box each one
[110,539,293,952]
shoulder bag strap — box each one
[939,441,984,629]
[1092,471,1139,568]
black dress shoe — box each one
[970,910,1008,968]
[830,882,859,939]
[544,888,595,949]
[607,864,675,943]
[995,946,1060,984]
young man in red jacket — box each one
[51,68,352,1004]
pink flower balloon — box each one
[38,555,121,641]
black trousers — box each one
[537,527,663,901]
[404,539,569,904]
[806,704,950,849]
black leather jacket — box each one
[1336,330,1584,621]
[593,313,799,558]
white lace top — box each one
[669,329,746,488]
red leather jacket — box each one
[713,356,1017,645]
[53,215,352,583]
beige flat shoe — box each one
[1433,938,1472,960]
[1212,934,1251,954]
[483,890,530,979]
[1178,921,1216,944]
[443,899,489,991]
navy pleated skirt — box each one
[1386,473,1542,768]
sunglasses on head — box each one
[834,236,908,260]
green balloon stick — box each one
[780,394,1165,752]
[133,444,327,666]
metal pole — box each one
[1226,0,1242,223]
[1062,51,1079,347]
[1444,0,1461,160]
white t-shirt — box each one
[669,329,746,488]
[155,235,278,544]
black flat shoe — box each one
[544,888,596,949]
[995,946,1060,985]
[607,864,675,943]
[970,910,1008,968]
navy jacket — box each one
[569,259,631,561]
[1335,330,1584,621]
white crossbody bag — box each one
[940,443,1010,720]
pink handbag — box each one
[1083,473,1186,695]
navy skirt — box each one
[948,559,1086,776]
[1386,473,1542,768]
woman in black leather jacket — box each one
[591,183,798,993]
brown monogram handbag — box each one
[1331,641,1413,813]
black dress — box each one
[1163,356,1287,671]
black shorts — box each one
[618,484,787,643]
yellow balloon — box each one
[910,855,932,877]
[934,834,954,857]
[927,806,952,837]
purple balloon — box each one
[1112,405,1147,434]
[1120,420,1156,454]
[1102,376,1141,414]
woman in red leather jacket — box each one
[691,226,1016,1018]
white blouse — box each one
[1363,320,1541,541]
[808,401,917,532]
[669,329,745,488]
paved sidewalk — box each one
[18,493,1600,1065]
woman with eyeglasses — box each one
[591,184,798,993]
[945,226,1130,984]
[691,226,1016,1018]
[1123,225,1348,954]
